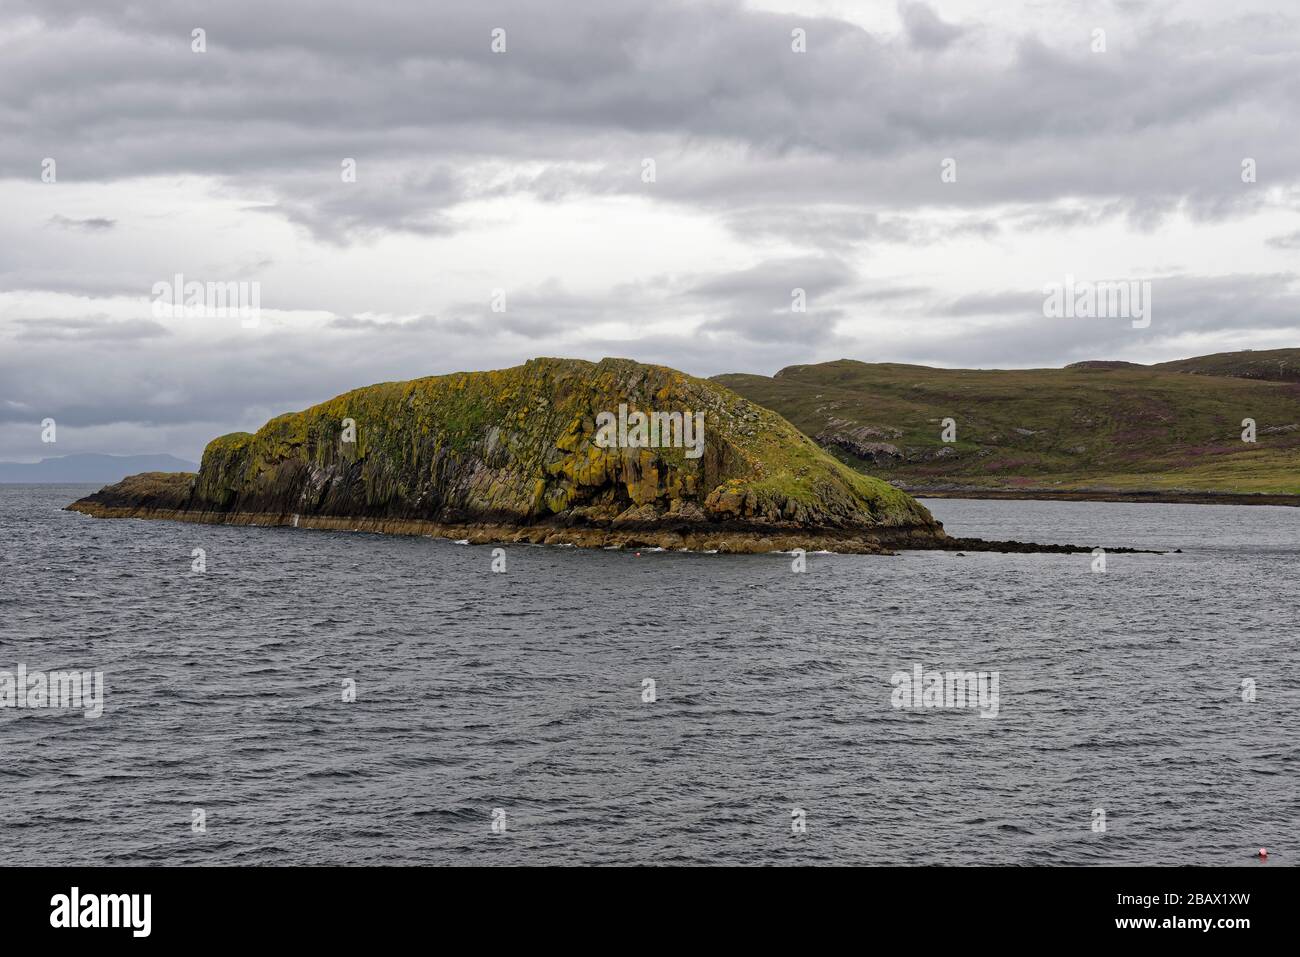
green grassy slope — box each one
[1152,348,1300,383]
[715,355,1300,494]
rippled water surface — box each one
[1,485,1296,865]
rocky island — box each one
[67,357,1124,555]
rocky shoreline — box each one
[63,358,1164,556]
[65,497,931,555]
[66,498,1160,556]
[903,485,1300,507]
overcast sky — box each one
[2,0,1299,462]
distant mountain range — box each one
[0,453,198,484]
[715,349,1300,498]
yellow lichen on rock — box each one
[67,356,947,552]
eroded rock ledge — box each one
[67,472,948,554]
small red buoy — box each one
[1258,848,1268,859]
[635,552,641,557]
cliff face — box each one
[69,357,948,553]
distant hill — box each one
[1063,360,1146,371]
[1152,348,1300,383]
[0,453,198,484]
[1062,349,1300,383]
[715,351,1300,496]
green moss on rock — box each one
[70,357,946,547]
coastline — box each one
[64,500,1158,555]
[63,501,913,554]
[900,486,1300,507]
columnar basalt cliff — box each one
[68,357,957,554]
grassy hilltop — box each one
[715,350,1300,496]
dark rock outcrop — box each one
[70,357,955,554]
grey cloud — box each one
[48,215,116,231]
[1146,273,1300,334]
[898,1,966,50]
[685,258,857,344]
[828,275,1300,370]
[13,316,170,341]
[697,310,845,346]
[936,273,1300,330]
[849,285,935,304]
[328,314,446,333]
[3,269,1297,461]
[688,257,857,303]
[1267,230,1300,249]
[0,270,149,297]
[940,290,1043,318]
[2,0,1299,463]
[248,166,463,242]
[1,0,1297,241]
[721,206,1005,251]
